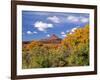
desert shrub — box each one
[67,43,89,66]
[22,24,89,68]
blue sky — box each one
[22,11,89,41]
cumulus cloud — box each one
[61,31,66,37]
[68,25,81,35]
[69,26,79,34]
[80,17,89,23]
[67,16,79,22]
[46,34,50,37]
[47,16,60,23]
[62,34,66,37]
[47,15,89,24]
[26,31,38,35]
[71,27,77,33]
[34,21,53,32]
[61,32,65,35]
[33,31,38,34]
[27,31,32,34]
[66,15,89,23]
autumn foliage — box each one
[22,24,89,69]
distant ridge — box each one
[48,34,60,40]
[23,34,62,45]
[40,34,62,44]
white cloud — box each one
[62,34,66,37]
[27,31,32,34]
[61,32,65,35]
[34,21,53,31]
[61,32,66,37]
[68,26,80,34]
[66,15,89,23]
[46,34,50,37]
[47,16,60,23]
[80,17,89,23]
[33,31,38,34]
[71,27,77,33]
[67,16,79,22]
